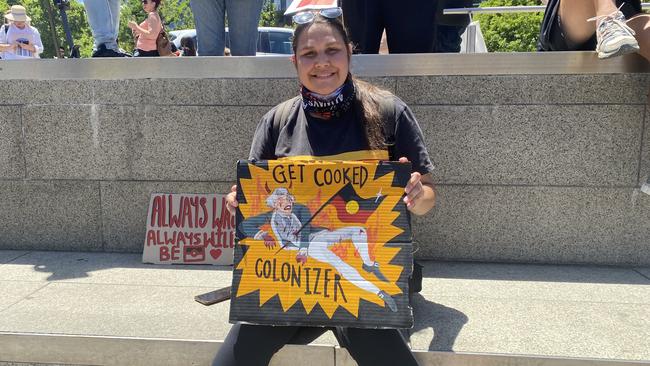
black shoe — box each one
[362,261,389,282]
[117,47,132,57]
[377,290,397,312]
[92,43,130,58]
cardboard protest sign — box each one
[143,193,234,265]
[284,0,338,15]
[230,160,413,329]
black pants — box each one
[342,0,438,53]
[212,323,419,366]
[133,48,160,57]
[342,0,471,54]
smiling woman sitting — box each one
[216,7,437,366]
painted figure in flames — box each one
[240,187,397,312]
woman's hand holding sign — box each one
[399,157,436,216]
[226,185,238,214]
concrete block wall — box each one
[0,53,648,265]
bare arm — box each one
[128,13,161,38]
[0,43,15,52]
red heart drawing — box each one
[210,249,222,260]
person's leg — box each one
[287,326,331,344]
[334,327,419,366]
[558,0,639,58]
[342,0,382,54]
[190,0,225,56]
[226,0,263,56]
[433,25,465,53]
[84,0,119,50]
[383,0,437,53]
[108,0,120,45]
[212,323,302,366]
[341,0,363,52]
[134,49,159,57]
[627,14,650,62]
[558,0,599,43]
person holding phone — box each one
[0,5,43,60]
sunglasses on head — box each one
[292,7,342,25]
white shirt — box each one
[0,24,44,60]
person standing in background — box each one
[0,5,43,60]
[0,9,11,59]
[341,0,472,54]
[180,36,197,56]
[128,0,162,57]
[189,0,264,55]
[433,0,473,53]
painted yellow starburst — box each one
[235,160,406,318]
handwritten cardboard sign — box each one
[142,193,234,265]
[230,160,413,329]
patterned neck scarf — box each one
[300,75,355,119]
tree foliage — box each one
[259,0,284,27]
[475,0,544,52]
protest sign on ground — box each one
[143,193,234,265]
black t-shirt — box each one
[249,95,435,176]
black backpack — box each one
[269,96,423,295]
[537,0,560,51]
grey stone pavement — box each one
[0,250,649,365]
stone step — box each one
[1,251,648,365]
[1,332,648,366]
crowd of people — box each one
[0,0,647,60]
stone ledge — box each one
[1,333,647,366]
[0,52,647,81]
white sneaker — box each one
[590,10,640,59]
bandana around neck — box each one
[300,76,355,119]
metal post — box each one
[58,6,74,52]
[51,0,77,57]
[466,23,476,54]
